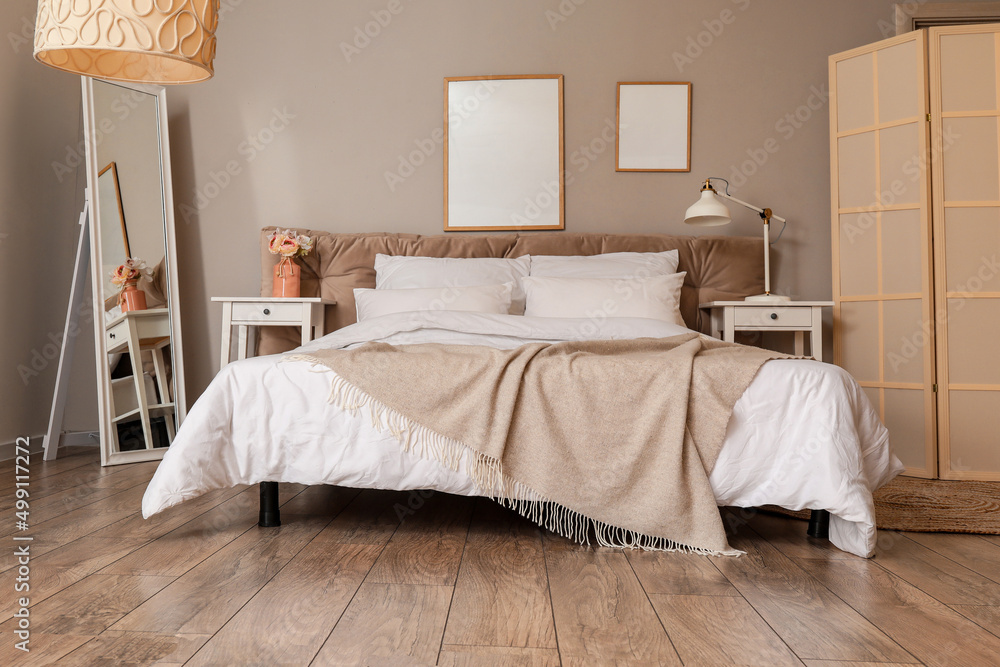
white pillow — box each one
[522,273,686,326]
[528,250,680,280]
[374,254,531,314]
[354,283,514,321]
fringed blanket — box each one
[289,332,784,556]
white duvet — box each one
[142,311,903,557]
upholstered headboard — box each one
[257,229,764,356]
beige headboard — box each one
[258,229,764,356]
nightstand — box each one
[105,308,176,449]
[699,300,834,361]
[213,297,335,370]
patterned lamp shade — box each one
[33,0,219,84]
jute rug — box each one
[764,476,1000,533]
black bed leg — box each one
[807,509,829,539]
[259,482,280,527]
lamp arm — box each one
[714,191,786,224]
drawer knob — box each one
[263,308,271,315]
[109,332,116,339]
[770,313,778,320]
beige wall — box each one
[0,0,91,447]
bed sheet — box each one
[142,312,902,557]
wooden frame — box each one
[83,77,186,466]
[615,82,691,172]
[444,74,564,232]
[97,162,131,301]
[928,23,1000,480]
[829,31,938,478]
[895,2,1000,34]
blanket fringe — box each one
[287,355,734,556]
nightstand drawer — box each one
[734,306,813,327]
[106,321,129,350]
[231,301,304,323]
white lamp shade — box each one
[34,0,218,85]
[684,189,732,227]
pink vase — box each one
[273,258,301,298]
[120,280,147,312]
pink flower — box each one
[268,229,314,258]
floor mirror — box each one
[82,77,186,466]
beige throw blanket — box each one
[291,333,784,556]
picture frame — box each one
[616,81,692,172]
[444,74,565,231]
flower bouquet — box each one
[268,229,315,298]
[111,258,153,312]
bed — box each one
[142,230,903,558]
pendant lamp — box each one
[34,0,219,84]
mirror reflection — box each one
[88,79,183,461]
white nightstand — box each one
[699,300,834,361]
[213,297,334,370]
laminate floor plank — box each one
[13,448,1000,666]
[626,549,739,596]
[0,446,100,490]
[437,644,561,666]
[0,535,149,620]
[0,573,173,636]
[60,631,210,665]
[904,531,1000,584]
[545,549,681,664]
[740,510,856,561]
[0,484,151,571]
[714,523,914,663]
[278,483,360,516]
[797,557,1000,665]
[188,542,382,666]
[0,632,92,666]
[185,490,386,666]
[99,484,305,577]
[0,470,156,543]
[443,500,556,649]
[950,604,1000,637]
[365,492,474,586]
[87,485,251,544]
[313,582,453,665]
[0,458,154,513]
[801,662,921,666]
[649,593,804,666]
[109,516,331,635]
[869,532,1000,605]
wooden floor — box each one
[4,447,1000,666]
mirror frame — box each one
[82,77,187,466]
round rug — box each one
[764,475,1000,533]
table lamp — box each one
[684,177,790,303]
